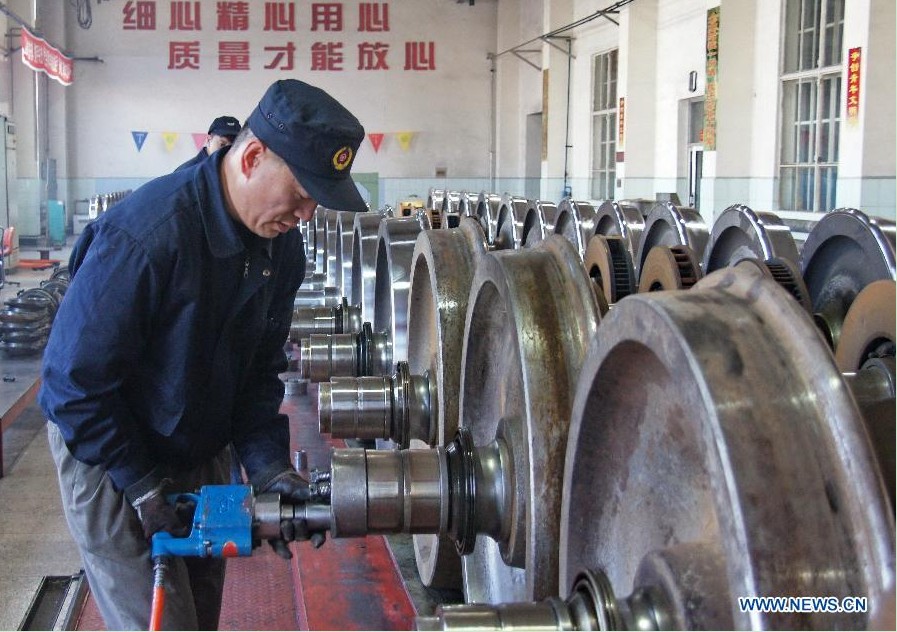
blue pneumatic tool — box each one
[148,480,331,630]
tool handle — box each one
[149,555,169,631]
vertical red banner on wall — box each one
[704,7,720,150]
[21,27,74,86]
[618,97,625,149]
[846,47,861,125]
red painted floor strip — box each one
[283,384,418,631]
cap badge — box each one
[332,146,353,171]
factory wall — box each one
[0,0,894,242]
[2,0,499,236]
[494,0,896,222]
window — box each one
[779,0,844,211]
[591,49,618,200]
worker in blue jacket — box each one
[175,115,242,172]
[39,80,367,630]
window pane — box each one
[799,80,814,121]
[802,0,817,29]
[800,0,820,71]
[608,50,618,103]
[592,57,601,112]
[823,0,844,66]
[780,167,796,209]
[820,166,837,211]
[593,115,603,169]
[592,51,618,199]
[784,0,800,72]
[800,122,815,162]
[781,81,798,162]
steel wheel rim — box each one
[460,236,600,604]
[561,265,894,629]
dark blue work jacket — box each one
[174,148,208,172]
[39,149,305,494]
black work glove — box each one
[259,469,326,558]
[132,490,193,541]
[261,469,311,503]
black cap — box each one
[208,116,242,139]
[247,80,367,213]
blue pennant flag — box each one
[131,131,148,152]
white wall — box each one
[2,0,894,234]
[837,0,896,217]
[494,0,543,184]
[566,14,617,199]
[493,0,895,220]
[60,0,496,187]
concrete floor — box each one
[0,238,81,631]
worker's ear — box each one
[239,138,266,179]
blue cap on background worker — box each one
[174,115,242,171]
[207,115,241,141]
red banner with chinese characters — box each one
[704,7,719,150]
[618,97,625,149]
[124,1,435,74]
[21,27,74,86]
[846,47,861,124]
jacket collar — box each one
[195,147,245,259]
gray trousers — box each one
[48,423,230,630]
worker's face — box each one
[240,143,318,237]
[206,134,233,155]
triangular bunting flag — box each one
[368,133,384,153]
[192,133,207,151]
[162,132,179,153]
[395,131,414,152]
[131,131,148,152]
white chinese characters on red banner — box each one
[121,1,433,72]
[21,27,74,86]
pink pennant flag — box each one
[192,133,207,151]
[368,133,384,153]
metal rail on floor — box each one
[18,571,89,631]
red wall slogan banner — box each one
[846,47,861,125]
[21,27,74,86]
[121,1,435,73]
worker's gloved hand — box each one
[267,518,327,559]
[260,469,311,504]
[259,469,318,559]
[132,490,192,541]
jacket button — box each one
[263,269,272,277]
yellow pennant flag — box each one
[395,131,415,152]
[162,132,179,153]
